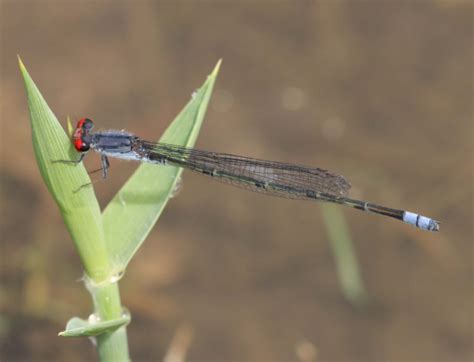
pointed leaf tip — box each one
[18,55,26,73]
[67,116,74,137]
[211,59,222,77]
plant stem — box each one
[90,279,130,361]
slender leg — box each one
[87,168,104,176]
[52,153,86,164]
[83,156,110,177]
[101,155,110,179]
[72,155,110,193]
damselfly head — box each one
[73,118,94,152]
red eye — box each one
[73,118,93,152]
[74,138,90,152]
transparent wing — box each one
[141,141,351,201]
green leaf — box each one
[102,60,221,270]
[59,312,130,337]
[19,57,110,281]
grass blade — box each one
[102,60,221,269]
[19,57,110,281]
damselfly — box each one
[63,118,439,232]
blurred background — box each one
[1,1,472,361]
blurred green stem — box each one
[320,204,368,305]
